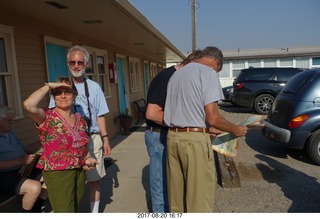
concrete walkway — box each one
[79,123,151,213]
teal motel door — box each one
[116,57,127,115]
[45,43,68,82]
[143,62,149,96]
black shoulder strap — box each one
[84,78,92,127]
[71,77,92,133]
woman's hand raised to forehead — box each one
[45,82,72,90]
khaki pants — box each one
[86,134,106,182]
[166,130,216,212]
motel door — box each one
[45,43,68,81]
[116,57,127,115]
[143,62,149,96]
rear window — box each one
[236,68,304,82]
[270,68,303,81]
[237,69,273,81]
[280,71,313,94]
[247,72,270,80]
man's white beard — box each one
[70,68,85,78]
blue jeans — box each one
[145,129,168,212]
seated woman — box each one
[0,105,47,212]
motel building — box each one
[219,46,320,87]
[0,0,184,145]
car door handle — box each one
[270,83,285,87]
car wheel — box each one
[306,130,320,165]
[254,94,274,115]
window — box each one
[232,61,245,78]
[279,58,293,67]
[296,58,309,68]
[246,69,270,80]
[158,65,164,73]
[264,59,277,67]
[248,59,261,68]
[97,56,108,94]
[129,57,141,92]
[150,63,157,81]
[272,69,299,81]
[85,46,111,97]
[312,57,320,66]
[143,61,150,91]
[85,54,94,76]
[218,61,229,78]
[0,25,22,117]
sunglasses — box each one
[52,88,74,96]
[68,60,86,67]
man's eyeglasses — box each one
[52,88,74,96]
[68,60,86,67]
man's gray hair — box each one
[201,46,223,64]
[67,45,90,63]
[0,105,14,119]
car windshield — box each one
[280,71,312,94]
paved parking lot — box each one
[215,103,320,212]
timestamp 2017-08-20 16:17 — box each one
[137,213,183,218]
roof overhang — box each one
[0,0,185,64]
[223,46,320,60]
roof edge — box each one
[110,0,185,60]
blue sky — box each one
[130,0,320,54]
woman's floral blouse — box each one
[36,108,89,171]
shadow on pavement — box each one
[100,158,119,212]
[142,165,152,212]
[256,154,320,212]
[245,128,316,165]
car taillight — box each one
[234,82,245,89]
[288,114,309,128]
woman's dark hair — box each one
[50,77,78,96]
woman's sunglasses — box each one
[52,88,74,96]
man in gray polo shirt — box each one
[164,46,248,212]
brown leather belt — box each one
[169,127,209,133]
[146,126,168,133]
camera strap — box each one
[84,78,92,133]
[71,77,92,133]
